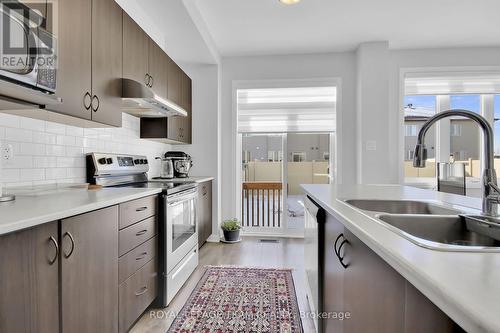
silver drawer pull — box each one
[135,252,148,261]
[135,206,148,212]
[135,229,148,236]
[135,286,148,296]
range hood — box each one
[0,79,62,110]
[121,78,187,118]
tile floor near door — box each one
[131,237,315,332]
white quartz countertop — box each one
[301,184,499,333]
[0,187,162,236]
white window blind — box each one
[405,71,500,95]
[237,86,336,133]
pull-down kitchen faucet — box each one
[413,109,500,217]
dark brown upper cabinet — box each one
[123,13,169,101]
[51,0,123,127]
[122,13,149,87]
[148,40,169,100]
[167,59,183,107]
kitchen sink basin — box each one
[377,214,500,251]
[345,199,460,215]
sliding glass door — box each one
[240,132,332,236]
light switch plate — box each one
[366,140,377,151]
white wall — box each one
[221,52,357,220]
[180,64,220,239]
[0,113,171,187]
[356,42,396,184]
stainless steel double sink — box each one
[343,199,500,252]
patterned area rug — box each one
[167,266,303,333]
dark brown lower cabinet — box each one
[323,214,345,333]
[198,180,213,247]
[323,213,461,333]
[61,206,119,333]
[0,222,59,333]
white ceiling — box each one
[191,0,500,56]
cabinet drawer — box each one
[119,216,157,256]
[119,236,157,284]
[119,259,157,333]
[119,195,158,229]
[166,246,198,305]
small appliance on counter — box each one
[165,151,193,178]
[155,156,174,179]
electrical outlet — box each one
[2,144,14,161]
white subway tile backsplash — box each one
[4,156,33,169]
[33,132,57,145]
[20,169,45,181]
[66,125,84,137]
[45,122,66,135]
[66,167,86,178]
[2,169,20,182]
[45,168,66,179]
[66,146,84,157]
[19,143,46,156]
[57,135,76,146]
[20,117,45,131]
[0,113,170,187]
[46,145,66,157]
[0,114,20,128]
[33,156,57,168]
[5,128,33,142]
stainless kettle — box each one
[155,157,174,179]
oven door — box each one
[165,188,198,273]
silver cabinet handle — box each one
[48,236,59,265]
[135,252,148,261]
[144,73,150,86]
[63,232,75,258]
[135,206,148,212]
[135,229,148,236]
[135,286,148,296]
[149,75,154,88]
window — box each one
[403,95,437,178]
[450,95,480,113]
[449,95,480,162]
[405,124,418,137]
[450,124,462,136]
[291,152,306,162]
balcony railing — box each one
[242,182,283,228]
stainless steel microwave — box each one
[0,0,57,93]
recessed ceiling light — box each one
[279,0,301,5]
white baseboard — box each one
[206,234,221,242]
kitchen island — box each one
[302,184,499,333]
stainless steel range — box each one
[86,152,199,306]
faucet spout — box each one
[413,109,498,216]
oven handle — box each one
[166,190,197,205]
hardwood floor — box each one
[130,236,315,332]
